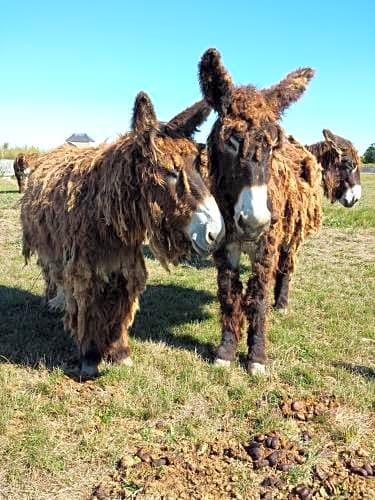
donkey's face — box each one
[199,49,314,240]
[131,93,224,257]
[322,129,361,207]
[208,101,280,239]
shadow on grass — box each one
[333,361,375,380]
[133,283,216,361]
[142,244,215,270]
[0,285,76,369]
[143,245,251,272]
[0,190,19,194]
[0,283,217,371]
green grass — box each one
[323,173,375,228]
[0,176,374,498]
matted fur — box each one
[199,49,322,371]
[21,93,214,374]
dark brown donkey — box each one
[13,152,39,192]
[199,49,322,374]
[273,130,362,311]
[307,129,361,207]
[21,92,225,377]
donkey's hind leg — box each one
[273,245,292,313]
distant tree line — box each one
[0,142,42,160]
[362,143,375,164]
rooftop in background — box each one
[65,133,94,143]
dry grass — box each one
[0,176,374,499]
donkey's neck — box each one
[92,141,156,245]
[306,141,337,201]
[306,141,334,171]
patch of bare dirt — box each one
[89,424,375,499]
[89,441,252,499]
[305,227,375,264]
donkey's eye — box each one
[225,135,241,155]
[166,170,179,182]
[341,160,355,171]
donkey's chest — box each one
[225,239,256,269]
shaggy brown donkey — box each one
[13,152,39,192]
[21,92,224,377]
[199,49,322,374]
[273,130,362,311]
[307,129,361,207]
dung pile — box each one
[244,431,307,472]
[279,393,338,421]
[89,442,252,499]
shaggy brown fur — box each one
[13,152,40,192]
[21,93,216,376]
[199,49,322,373]
[306,129,361,204]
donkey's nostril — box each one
[208,232,215,243]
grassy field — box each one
[0,175,374,499]
[0,146,41,161]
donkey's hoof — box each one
[248,362,266,376]
[119,357,133,367]
[275,306,288,315]
[214,358,231,368]
[48,295,65,312]
[273,302,288,314]
[80,361,99,379]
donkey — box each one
[21,92,225,377]
[13,152,39,193]
[307,129,361,207]
[272,130,362,312]
[199,49,322,374]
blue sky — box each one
[1,0,374,153]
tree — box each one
[362,143,375,163]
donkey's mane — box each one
[22,127,199,272]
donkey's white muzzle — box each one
[234,185,271,235]
[188,195,225,255]
[339,184,362,208]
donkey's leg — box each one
[214,243,243,367]
[104,298,136,367]
[17,175,23,193]
[105,250,148,367]
[273,245,292,313]
[38,260,57,306]
[244,236,278,375]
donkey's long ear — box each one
[264,68,315,115]
[323,129,340,148]
[131,91,158,134]
[167,100,211,138]
[199,48,233,114]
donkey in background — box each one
[273,130,362,311]
[13,152,39,193]
[199,49,322,375]
[307,129,361,207]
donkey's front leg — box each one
[244,238,278,375]
[214,243,243,367]
[78,282,136,377]
[105,251,147,368]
